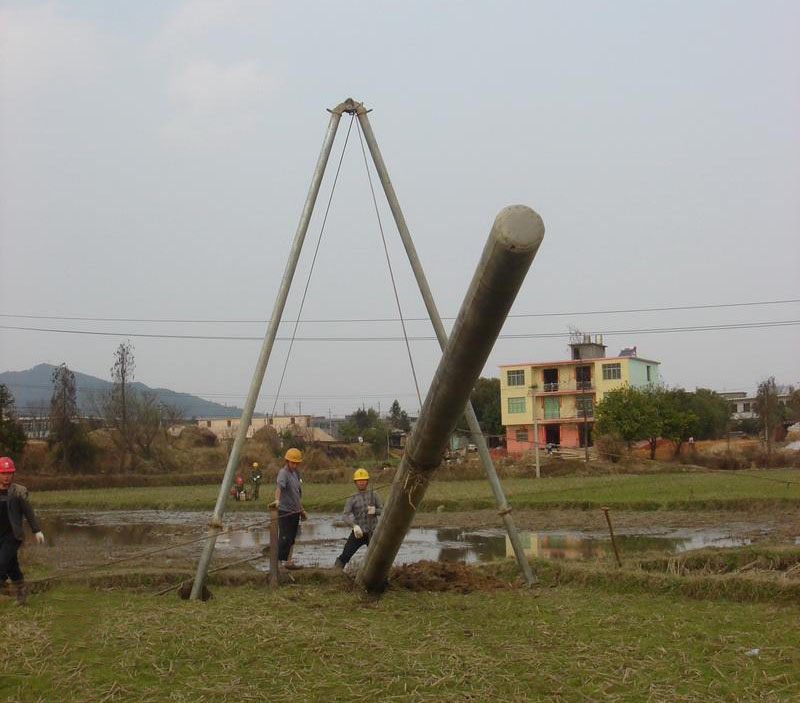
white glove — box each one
[34,531,45,544]
[367,505,376,515]
[353,525,364,539]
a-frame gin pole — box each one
[191,97,534,599]
[189,103,348,600]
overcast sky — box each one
[1,0,798,417]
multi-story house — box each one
[719,390,794,421]
[499,335,660,453]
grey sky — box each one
[1,0,798,417]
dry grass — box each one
[1,577,798,702]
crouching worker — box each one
[334,468,382,570]
[0,457,45,605]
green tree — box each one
[691,388,732,440]
[340,407,389,456]
[656,388,699,457]
[388,400,411,432]
[469,377,502,436]
[595,386,660,457]
[0,384,26,460]
[338,421,359,443]
[350,407,380,433]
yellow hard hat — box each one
[252,462,259,468]
[353,468,370,481]
[285,448,303,463]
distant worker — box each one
[0,457,45,605]
[234,474,245,501]
[251,462,262,501]
[272,448,307,569]
[334,468,382,570]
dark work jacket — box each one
[2,483,41,541]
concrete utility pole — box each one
[357,205,545,593]
[529,384,540,478]
[356,105,537,586]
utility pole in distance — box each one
[529,383,540,478]
[581,378,590,463]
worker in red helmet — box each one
[0,457,45,605]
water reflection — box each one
[508,529,753,561]
[38,510,760,567]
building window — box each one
[508,397,526,414]
[227,420,232,427]
[507,369,525,386]
[290,417,295,425]
[544,396,560,419]
[646,365,652,382]
[743,402,751,412]
[576,397,594,417]
[576,365,592,388]
[602,363,621,380]
[206,421,211,427]
[515,428,529,443]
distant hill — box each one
[0,364,245,419]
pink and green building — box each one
[499,336,660,453]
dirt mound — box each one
[389,560,509,593]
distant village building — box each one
[719,390,793,421]
[500,335,661,453]
[196,414,335,442]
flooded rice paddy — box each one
[37,510,772,570]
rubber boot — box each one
[13,581,27,606]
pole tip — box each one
[492,205,545,252]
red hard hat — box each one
[0,457,16,473]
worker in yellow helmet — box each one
[272,448,307,569]
[250,462,262,500]
[334,468,382,570]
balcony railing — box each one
[539,381,593,393]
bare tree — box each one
[111,341,135,440]
[755,377,784,465]
[103,341,138,467]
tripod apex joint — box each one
[328,97,370,116]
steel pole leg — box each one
[190,109,343,599]
[356,110,536,585]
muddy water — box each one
[38,510,769,569]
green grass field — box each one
[30,468,800,512]
[1,581,798,703]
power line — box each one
[3,382,421,399]
[0,298,797,324]
[0,319,798,342]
